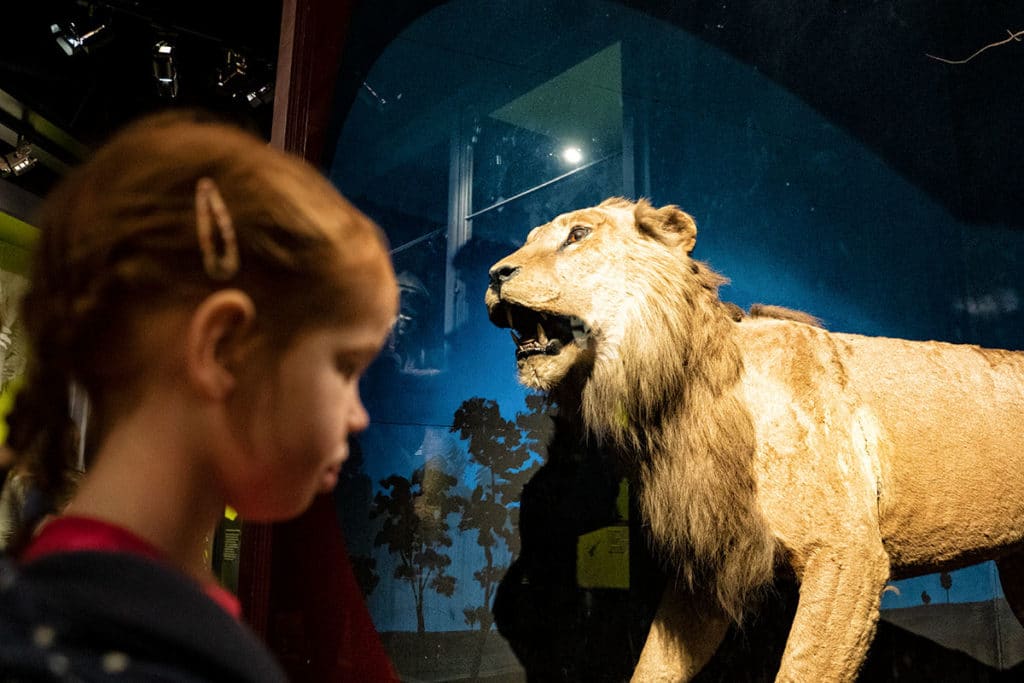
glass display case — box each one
[326,2,1024,680]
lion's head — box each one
[486,198,737,441]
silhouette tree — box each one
[350,555,380,597]
[371,463,461,634]
[450,394,549,680]
[940,571,953,603]
[508,393,556,513]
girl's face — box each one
[225,255,398,521]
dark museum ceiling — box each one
[624,0,1024,230]
[0,0,282,200]
[2,0,1023,231]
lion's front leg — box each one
[775,539,890,682]
[631,581,729,683]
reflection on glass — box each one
[472,41,623,227]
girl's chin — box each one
[319,464,341,492]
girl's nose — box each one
[348,393,371,434]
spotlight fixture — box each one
[245,83,274,109]
[214,50,274,109]
[51,17,110,57]
[152,40,179,99]
[216,50,249,93]
[0,141,39,178]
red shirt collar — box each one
[20,515,242,619]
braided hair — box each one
[2,110,391,544]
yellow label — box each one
[0,377,24,445]
[224,506,238,521]
[577,525,629,589]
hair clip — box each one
[195,177,240,281]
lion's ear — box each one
[635,201,697,254]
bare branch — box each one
[927,28,1024,65]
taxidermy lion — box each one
[484,197,1024,682]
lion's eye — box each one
[564,225,591,246]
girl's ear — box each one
[185,290,256,400]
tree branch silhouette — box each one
[927,28,1024,64]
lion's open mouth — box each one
[489,303,590,360]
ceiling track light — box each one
[152,40,179,99]
[51,7,111,57]
[216,50,249,93]
[215,50,274,109]
[0,140,39,178]
[245,83,274,109]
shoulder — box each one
[0,553,286,682]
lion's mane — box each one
[553,198,777,621]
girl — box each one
[0,112,399,680]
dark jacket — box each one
[0,551,287,682]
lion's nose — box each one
[489,264,520,289]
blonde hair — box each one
[4,110,392,512]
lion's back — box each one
[736,318,1024,572]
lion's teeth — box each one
[510,330,522,346]
[506,308,514,328]
[536,322,548,344]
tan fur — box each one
[747,303,822,327]
[486,198,1024,682]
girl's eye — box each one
[563,225,591,246]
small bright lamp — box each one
[561,146,584,165]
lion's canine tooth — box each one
[510,330,522,346]
[506,308,514,328]
[536,322,548,344]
